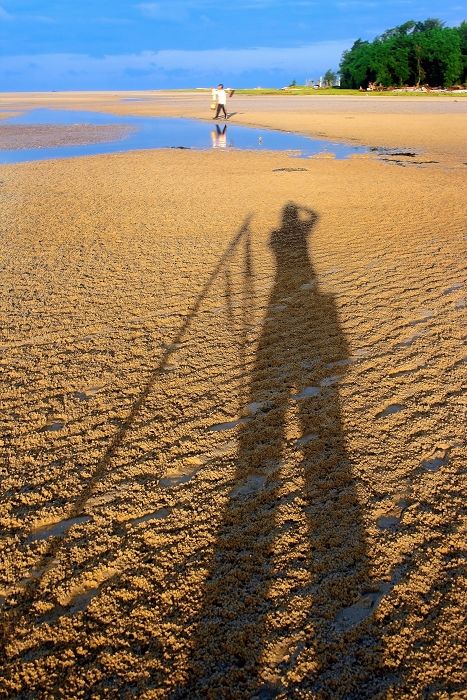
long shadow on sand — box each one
[179,203,380,698]
[0,217,253,654]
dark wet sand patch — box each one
[0,124,134,150]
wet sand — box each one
[0,93,466,698]
[0,124,134,150]
[1,90,466,160]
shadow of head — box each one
[270,202,319,254]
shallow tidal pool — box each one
[0,108,371,163]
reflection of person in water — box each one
[210,124,228,149]
[183,203,372,697]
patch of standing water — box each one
[0,108,371,164]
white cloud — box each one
[336,1,377,8]
[136,2,189,21]
[136,0,317,16]
[0,42,350,88]
[223,0,317,6]
[0,5,54,23]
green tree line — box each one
[339,18,467,88]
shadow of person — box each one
[179,203,376,698]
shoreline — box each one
[1,90,466,160]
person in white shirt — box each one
[211,83,231,120]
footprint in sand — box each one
[41,418,66,432]
[74,391,91,402]
[159,458,205,488]
[334,591,383,631]
[239,401,271,418]
[376,514,401,529]
[161,361,179,373]
[162,341,183,351]
[129,508,171,525]
[59,564,121,610]
[301,359,317,370]
[326,358,354,369]
[376,403,405,419]
[27,515,92,542]
[400,329,426,347]
[376,498,408,530]
[208,417,251,432]
[421,446,450,472]
[291,386,321,400]
[443,282,463,295]
[408,309,434,326]
[67,588,101,613]
[74,387,101,401]
[232,474,267,498]
[353,347,371,358]
[320,375,341,387]
[295,433,318,447]
[211,440,236,457]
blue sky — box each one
[0,1,465,90]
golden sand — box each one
[0,93,466,698]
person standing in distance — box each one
[212,84,233,119]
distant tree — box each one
[415,27,462,85]
[339,18,463,88]
[379,20,416,42]
[339,39,376,88]
[371,35,411,86]
[323,69,337,86]
[414,42,426,86]
[288,79,297,87]
[456,21,467,82]
[414,18,445,32]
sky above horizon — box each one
[0,1,465,91]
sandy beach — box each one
[2,90,467,161]
[0,93,466,698]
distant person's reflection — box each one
[211,124,228,149]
